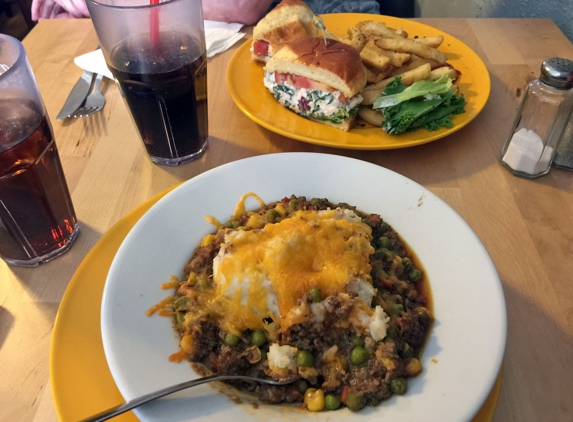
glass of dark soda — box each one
[87,0,209,166]
[0,35,79,267]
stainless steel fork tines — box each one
[72,73,106,118]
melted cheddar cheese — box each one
[207,208,375,334]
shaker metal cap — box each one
[540,57,573,89]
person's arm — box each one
[31,0,89,20]
[202,0,273,25]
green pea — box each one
[401,257,413,269]
[325,394,341,410]
[345,392,366,411]
[251,330,267,347]
[384,249,395,260]
[350,346,368,366]
[265,209,279,222]
[224,333,240,347]
[390,377,408,395]
[402,343,415,359]
[223,220,239,229]
[383,336,395,344]
[409,269,422,282]
[379,222,390,233]
[350,335,365,347]
[386,324,399,339]
[260,348,268,361]
[377,236,391,249]
[293,378,309,393]
[297,350,314,367]
[309,286,322,303]
[393,303,404,316]
[310,198,322,207]
[288,199,299,211]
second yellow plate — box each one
[227,13,490,150]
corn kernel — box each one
[275,203,287,216]
[304,388,325,412]
[405,357,423,376]
[247,214,262,228]
[200,234,215,247]
[179,334,194,354]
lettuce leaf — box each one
[370,74,466,135]
[320,106,359,124]
[382,90,457,134]
[373,75,453,109]
[410,94,466,131]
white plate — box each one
[102,152,506,422]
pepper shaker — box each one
[500,57,573,178]
[553,113,573,170]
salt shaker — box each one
[500,58,573,178]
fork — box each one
[72,73,106,118]
[79,374,293,422]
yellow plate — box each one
[227,13,490,150]
[50,185,501,421]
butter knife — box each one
[56,70,95,120]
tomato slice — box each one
[290,74,313,89]
[275,72,288,84]
[253,40,269,56]
[273,72,350,102]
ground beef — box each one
[396,313,428,350]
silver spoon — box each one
[80,374,292,422]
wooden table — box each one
[2,17,573,422]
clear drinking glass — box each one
[86,0,209,166]
[0,34,79,267]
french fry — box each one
[361,63,432,105]
[358,106,385,126]
[361,89,381,106]
[374,38,447,64]
[360,41,391,70]
[365,66,379,84]
[385,56,437,78]
[430,66,458,81]
[412,35,444,48]
[378,49,411,67]
[375,65,396,82]
[356,20,405,40]
[347,27,362,39]
[346,30,369,53]
[392,27,408,38]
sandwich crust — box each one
[252,0,319,60]
[265,38,368,98]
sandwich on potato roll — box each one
[264,37,368,131]
[251,0,319,63]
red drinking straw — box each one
[150,0,160,47]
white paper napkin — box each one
[204,20,244,58]
[74,20,245,79]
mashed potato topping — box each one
[209,208,375,334]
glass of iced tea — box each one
[0,34,79,267]
[86,0,209,166]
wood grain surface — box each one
[1,17,573,422]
